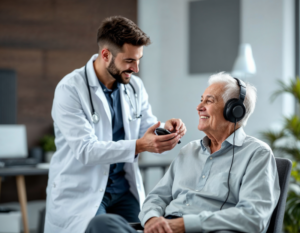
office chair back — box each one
[267,157,292,233]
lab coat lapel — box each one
[86,55,112,125]
[120,84,132,140]
[93,87,112,125]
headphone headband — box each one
[233,78,246,103]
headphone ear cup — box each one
[223,99,238,123]
[224,99,246,123]
[232,101,246,121]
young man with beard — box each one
[44,16,186,233]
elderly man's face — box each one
[197,83,230,133]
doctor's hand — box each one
[135,122,180,154]
[164,118,187,138]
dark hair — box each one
[97,16,151,54]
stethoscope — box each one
[84,64,142,124]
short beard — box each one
[107,57,132,84]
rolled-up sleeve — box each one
[183,148,280,233]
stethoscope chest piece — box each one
[92,112,99,124]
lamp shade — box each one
[232,44,256,79]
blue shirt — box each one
[139,127,280,233]
[98,81,129,194]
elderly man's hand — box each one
[166,218,185,233]
[144,217,185,233]
[165,118,187,138]
[144,217,173,233]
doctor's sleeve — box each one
[52,83,136,165]
[183,148,280,233]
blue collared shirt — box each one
[98,81,129,194]
[139,127,280,233]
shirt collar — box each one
[98,79,120,93]
[200,137,210,151]
[200,127,246,151]
[225,127,246,146]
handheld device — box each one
[154,127,181,144]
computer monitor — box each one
[0,125,27,159]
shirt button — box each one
[202,175,205,178]
[195,190,199,192]
[186,204,189,206]
[99,189,103,192]
[210,157,212,160]
[95,205,98,208]
[104,172,108,175]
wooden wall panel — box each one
[0,0,137,50]
[0,0,137,149]
[0,0,137,203]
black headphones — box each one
[220,77,247,210]
[223,78,247,123]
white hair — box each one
[208,72,257,126]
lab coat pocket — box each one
[129,117,141,138]
[49,177,81,228]
[50,177,61,203]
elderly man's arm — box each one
[183,148,280,233]
[138,160,176,227]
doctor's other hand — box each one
[164,118,186,138]
[135,122,180,154]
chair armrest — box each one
[129,222,144,230]
[209,231,243,233]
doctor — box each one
[44,16,186,233]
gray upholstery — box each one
[266,157,292,233]
[130,157,292,233]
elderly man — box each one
[85,72,280,233]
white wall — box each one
[138,0,295,193]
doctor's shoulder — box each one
[56,67,85,88]
[54,68,86,99]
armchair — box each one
[130,157,292,233]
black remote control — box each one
[154,127,181,144]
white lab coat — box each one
[44,54,158,233]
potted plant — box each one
[40,135,56,163]
[261,77,300,233]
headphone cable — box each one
[220,119,237,210]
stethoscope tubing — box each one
[84,64,141,123]
[85,64,96,116]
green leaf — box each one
[284,191,300,232]
[271,77,300,103]
[260,130,285,150]
[284,115,300,140]
[40,135,56,152]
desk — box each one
[0,162,170,233]
[0,167,48,233]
